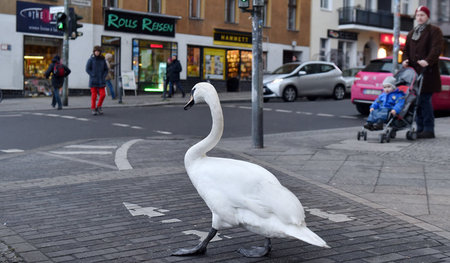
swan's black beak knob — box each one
[184,96,195,110]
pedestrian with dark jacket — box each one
[168,55,185,98]
[402,5,444,139]
[44,55,71,110]
[162,57,172,100]
[86,45,108,115]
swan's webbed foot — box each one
[171,228,217,257]
[238,238,272,258]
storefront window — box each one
[204,48,225,80]
[132,39,176,92]
[226,50,240,78]
[23,36,62,96]
[187,47,201,78]
[240,51,252,80]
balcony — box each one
[338,7,414,32]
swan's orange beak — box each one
[184,95,195,110]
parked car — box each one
[263,61,347,102]
[351,57,450,115]
[342,66,364,94]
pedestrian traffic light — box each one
[69,10,83,39]
[55,12,67,32]
[238,0,250,9]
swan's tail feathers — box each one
[290,226,330,248]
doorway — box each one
[102,36,121,98]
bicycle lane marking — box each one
[115,139,144,170]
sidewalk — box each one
[0,91,250,112]
[1,92,450,262]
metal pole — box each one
[251,6,263,148]
[392,0,400,74]
[62,0,69,106]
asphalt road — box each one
[0,98,364,152]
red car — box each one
[351,56,450,115]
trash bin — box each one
[226,77,239,92]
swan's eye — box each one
[191,88,196,96]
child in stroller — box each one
[357,67,419,143]
[363,76,406,131]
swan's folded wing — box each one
[192,157,306,225]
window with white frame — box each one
[401,0,409,15]
[225,0,236,23]
[103,0,117,8]
[438,1,449,22]
[149,0,161,13]
[190,0,202,19]
[320,0,331,10]
[262,0,269,26]
[287,0,297,30]
[320,38,329,61]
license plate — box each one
[363,89,382,95]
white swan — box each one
[172,82,329,258]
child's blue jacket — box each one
[370,88,406,114]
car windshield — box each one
[272,64,299,74]
[362,60,393,73]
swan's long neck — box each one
[185,94,223,168]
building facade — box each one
[0,0,311,96]
[310,0,423,70]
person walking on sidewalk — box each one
[105,53,116,100]
[168,55,185,98]
[86,46,108,115]
[44,55,71,110]
[402,5,444,139]
[162,57,172,100]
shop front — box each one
[186,29,257,91]
[378,33,406,61]
[104,9,179,93]
[17,1,65,96]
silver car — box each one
[263,61,347,102]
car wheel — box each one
[282,86,297,102]
[355,103,370,115]
[263,98,270,103]
[333,85,345,100]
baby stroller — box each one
[357,67,423,143]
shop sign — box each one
[327,30,358,41]
[104,10,176,37]
[16,1,72,36]
[213,29,252,48]
[380,33,406,46]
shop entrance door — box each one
[102,36,121,98]
[23,36,62,97]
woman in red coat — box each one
[402,5,444,139]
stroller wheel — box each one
[406,131,417,140]
[357,131,361,141]
[378,133,386,143]
[363,131,367,141]
[389,129,397,139]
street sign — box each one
[50,6,64,14]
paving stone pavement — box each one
[1,138,450,262]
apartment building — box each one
[0,0,311,95]
[310,0,420,69]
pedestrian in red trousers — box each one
[85,45,108,115]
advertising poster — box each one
[203,48,225,80]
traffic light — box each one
[238,0,250,9]
[69,10,83,39]
[55,12,67,32]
